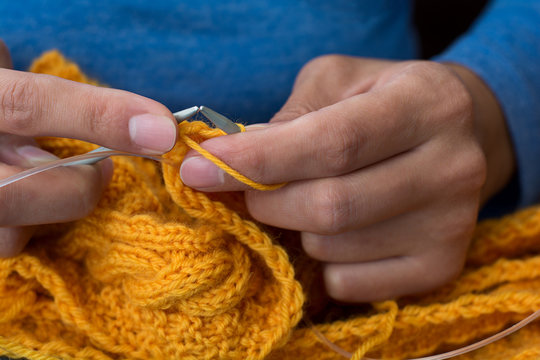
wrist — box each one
[444,63,516,204]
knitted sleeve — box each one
[435,0,540,211]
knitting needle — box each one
[0,106,242,189]
[173,106,200,123]
[198,106,242,134]
[67,106,202,166]
[67,105,239,166]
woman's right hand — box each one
[0,40,178,257]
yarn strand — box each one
[179,132,286,191]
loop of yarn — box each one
[2,50,540,360]
[177,122,286,191]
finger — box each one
[0,227,34,258]
[323,250,465,302]
[301,214,417,263]
[248,128,483,234]
[180,86,429,192]
[300,196,479,263]
[269,56,393,124]
[0,159,113,227]
[0,69,177,154]
[244,145,436,234]
[0,40,13,69]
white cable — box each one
[0,150,167,189]
[311,309,540,360]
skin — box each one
[0,40,178,257]
[180,55,515,302]
[1,40,515,302]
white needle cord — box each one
[310,309,540,360]
[0,150,168,189]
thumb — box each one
[270,55,385,124]
[0,69,177,154]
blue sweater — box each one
[1,0,539,211]
[436,0,540,213]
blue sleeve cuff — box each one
[435,0,540,210]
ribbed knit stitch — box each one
[1,51,540,360]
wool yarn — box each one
[1,51,540,360]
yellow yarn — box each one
[177,122,285,191]
[1,50,540,360]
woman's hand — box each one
[180,55,515,302]
[0,40,178,257]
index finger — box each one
[181,89,422,191]
[0,69,177,154]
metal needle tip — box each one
[173,106,200,122]
[199,106,242,134]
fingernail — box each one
[180,156,224,188]
[15,145,59,166]
[129,114,177,154]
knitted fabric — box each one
[1,51,540,360]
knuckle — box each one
[323,123,360,175]
[442,78,475,131]
[0,74,39,133]
[311,181,351,235]
[451,77,474,119]
[458,145,487,191]
[438,144,487,196]
[303,54,345,73]
[402,63,443,98]
[297,54,349,84]
[272,98,315,123]
[83,91,117,137]
[401,61,448,84]
[404,62,475,128]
